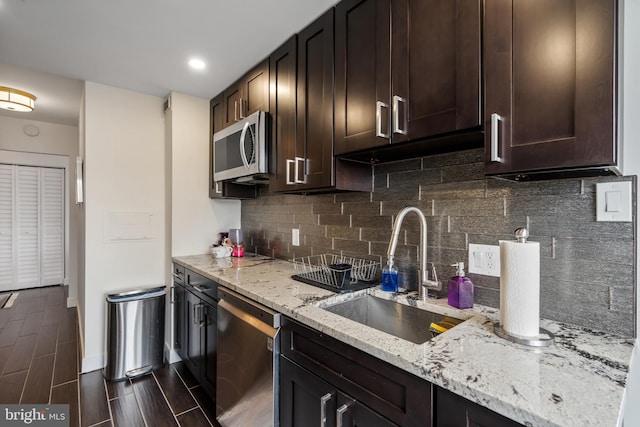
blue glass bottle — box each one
[381,263,399,293]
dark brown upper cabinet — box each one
[222,59,270,129]
[334,0,482,156]
[268,11,371,194]
[269,36,298,193]
[484,0,617,178]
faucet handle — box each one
[424,263,441,288]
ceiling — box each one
[0,0,338,127]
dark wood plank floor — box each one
[0,286,217,427]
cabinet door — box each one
[436,387,522,427]
[392,0,481,144]
[269,36,298,192]
[210,94,225,199]
[280,357,337,427]
[172,284,186,359]
[243,59,270,117]
[484,0,616,176]
[183,289,204,379]
[222,84,242,129]
[201,302,217,399]
[296,8,335,190]
[334,0,391,155]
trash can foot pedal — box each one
[126,365,153,379]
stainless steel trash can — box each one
[103,285,166,381]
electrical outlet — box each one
[468,243,500,277]
[292,229,300,246]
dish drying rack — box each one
[292,254,380,293]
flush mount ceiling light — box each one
[0,86,36,112]
[188,58,206,70]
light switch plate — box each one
[596,181,632,222]
[468,243,501,277]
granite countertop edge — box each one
[173,254,635,427]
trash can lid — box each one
[106,285,166,302]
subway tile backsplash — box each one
[241,148,637,337]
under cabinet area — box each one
[483,0,618,178]
[280,317,432,427]
[172,264,218,400]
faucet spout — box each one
[387,207,440,300]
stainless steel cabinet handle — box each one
[193,304,199,325]
[239,98,246,119]
[336,403,352,427]
[376,101,390,138]
[192,284,205,293]
[234,101,238,122]
[172,273,183,280]
[286,159,295,185]
[294,157,307,184]
[320,393,333,427]
[215,181,223,194]
[393,95,408,135]
[490,113,503,163]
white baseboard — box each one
[81,354,104,374]
[166,343,182,364]
[66,297,77,308]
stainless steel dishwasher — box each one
[216,287,280,427]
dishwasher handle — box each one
[218,298,279,339]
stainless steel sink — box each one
[322,295,462,344]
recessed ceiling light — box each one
[188,58,206,70]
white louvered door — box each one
[0,165,15,292]
[41,168,64,286]
[0,164,65,291]
[17,166,40,288]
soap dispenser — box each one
[448,262,474,309]
[381,260,399,293]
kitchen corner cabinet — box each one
[222,59,269,129]
[435,387,522,427]
[271,8,371,193]
[334,0,481,156]
[279,317,431,427]
[484,0,617,178]
[172,266,218,400]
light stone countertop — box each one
[173,253,635,427]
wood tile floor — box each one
[0,286,218,427]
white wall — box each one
[622,0,640,424]
[81,81,166,372]
[169,92,241,257]
[0,116,80,307]
[166,92,241,362]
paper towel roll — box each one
[499,240,540,337]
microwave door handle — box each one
[239,121,251,168]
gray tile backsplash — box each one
[241,148,637,337]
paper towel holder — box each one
[494,323,555,347]
[494,227,555,347]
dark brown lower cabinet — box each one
[279,317,431,427]
[280,357,399,427]
[173,267,217,401]
[435,386,522,427]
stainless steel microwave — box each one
[213,110,269,183]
